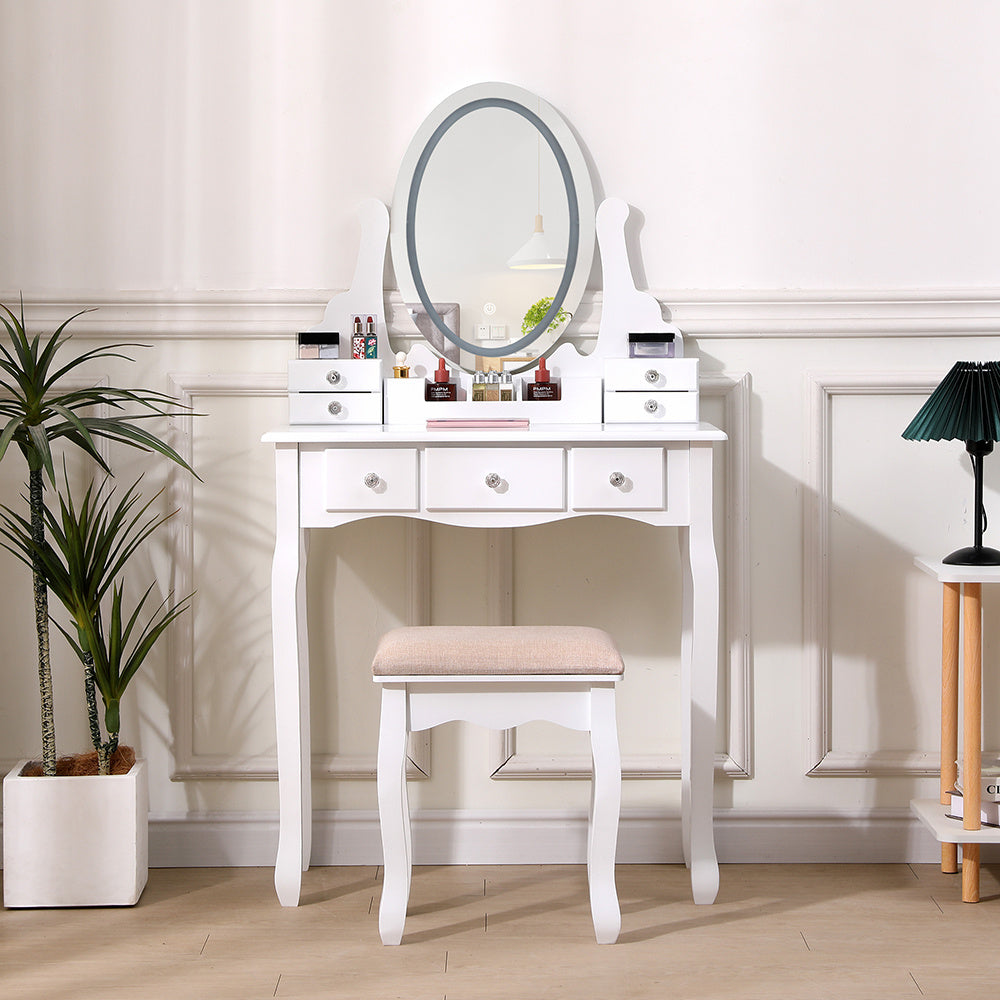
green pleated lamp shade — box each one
[902,361,1000,443]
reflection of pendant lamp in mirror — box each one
[507,134,565,270]
[902,360,1000,565]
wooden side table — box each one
[911,558,1000,902]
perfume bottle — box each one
[485,371,500,402]
[425,358,457,401]
[500,371,514,401]
[471,371,487,401]
[524,357,560,400]
[392,351,409,378]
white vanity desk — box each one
[263,81,729,912]
[263,418,725,908]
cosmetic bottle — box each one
[364,315,378,359]
[500,371,514,401]
[485,371,500,402]
[471,371,487,401]
[524,357,560,400]
[425,358,458,401]
[392,351,409,378]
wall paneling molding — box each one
[5,290,1000,340]
[164,372,431,782]
[805,371,945,776]
[489,372,753,780]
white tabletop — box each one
[262,421,727,445]
[914,556,1000,584]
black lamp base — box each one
[943,545,1000,566]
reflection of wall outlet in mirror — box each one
[476,323,490,340]
[489,324,506,340]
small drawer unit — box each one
[288,359,383,424]
[424,447,565,511]
[570,447,666,511]
[324,448,419,511]
[603,358,699,423]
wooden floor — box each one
[3,862,1000,998]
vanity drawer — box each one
[603,390,699,423]
[289,392,383,424]
[288,359,383,392]
[424,448,565,510]
[324,448,418,511]
[604,358,699,391]
[570,448,665,510]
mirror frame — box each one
[390,82,595,360]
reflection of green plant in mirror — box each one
[521,297,570,337]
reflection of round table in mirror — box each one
[390,82,595,367]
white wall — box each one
[2,0,1000,864]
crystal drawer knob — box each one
[609,471,626,488]
[328,400,343,415]
[364,473,381,490]
[645,369,660,384]
[326,370,341,385]
[484,473,502,489]
[644,399,658,414]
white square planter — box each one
[3,758,148,907]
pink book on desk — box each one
[426,418,530,429]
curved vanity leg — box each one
[587,684,622,944]
[377,685,411,945]
[272,444,309,906]
[401,729,413,909]
[680,442,721,906]
[296,528,312,872]
[679,532,693,872]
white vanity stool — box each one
[372,625,625,945]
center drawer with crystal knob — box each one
[424,448,565,510]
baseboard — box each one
[0,808,968,870]
[97,807,971,868]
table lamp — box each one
[902,360,1000,565]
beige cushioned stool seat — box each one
[372,625,624,677]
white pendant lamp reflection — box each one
[507,131,565,270]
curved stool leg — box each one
[377,685,410,945]
[587,684,622,944]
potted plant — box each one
[0,301,195,906]
[1,475,189,906]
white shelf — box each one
[910,798,1000,844]
[914,557,1000,585]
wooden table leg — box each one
[963,844,981,903]
[962,582,983,902]
[941,581,960,873]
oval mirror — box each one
[390,83,595,368]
